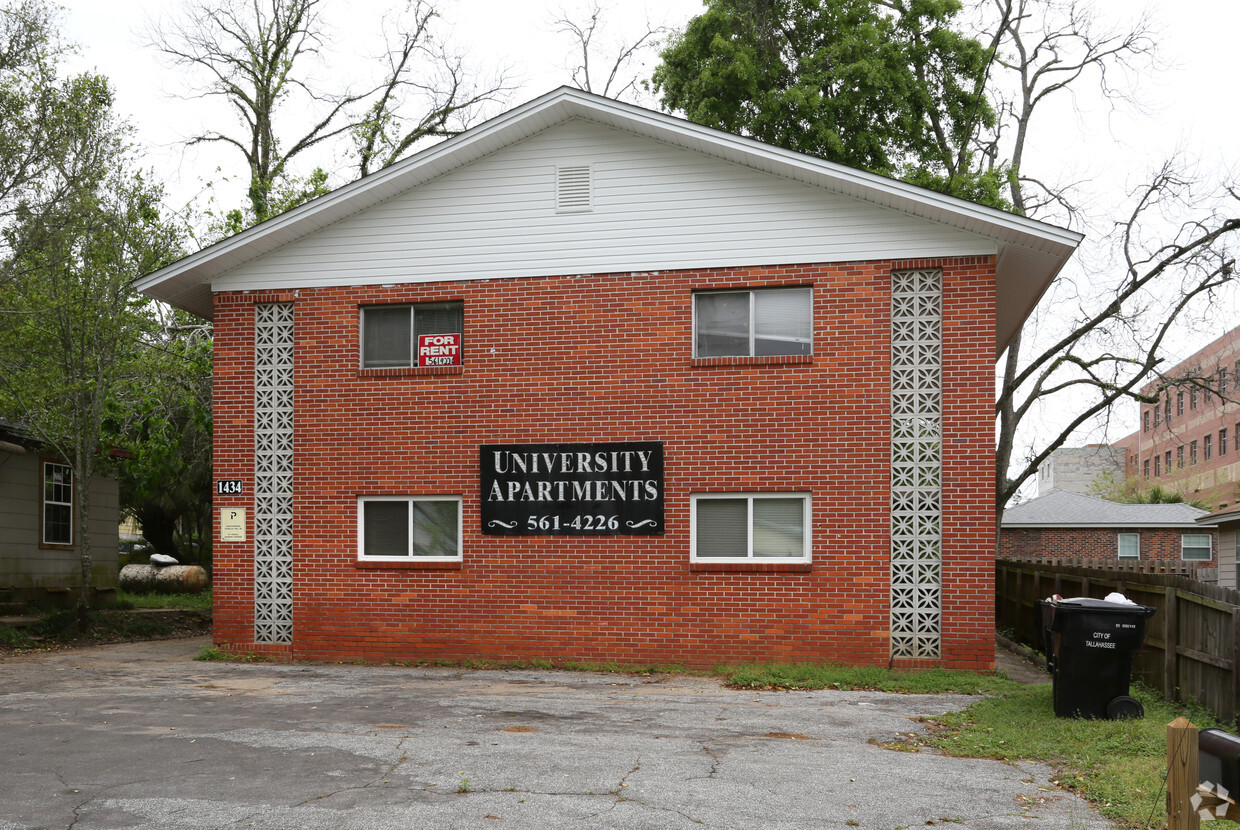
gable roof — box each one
[136,87,1082,356]
[1002,489,1212,528]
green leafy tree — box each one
[0,72,183,618]
[651,0,1007,206]
[1088,471,1211,510]
[116,309,213,564]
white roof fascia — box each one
[137,87,1082,355]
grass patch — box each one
[712,660,1221,828]
[717,661,1021,695]
[927,682,1222,829]
[116,590,212,612]
[0,624,35,649]
[195,645,265,662]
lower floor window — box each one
[691,493,810,561]
[1182,534,1212,561]
[359,496,461,560]
[1117,533,1140,560]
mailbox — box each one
[1200,728,1240,797]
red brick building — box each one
[1116,327,1240,510]
[1000,489,1216,567]
[137,89,1080,670]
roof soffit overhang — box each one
[136,87,1082,356]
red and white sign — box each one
[418,333,462,367]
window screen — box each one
[694,288,811,358]
[362,302,463,368]
[361,497,461,559]
[693,494,808,560]
[695,498,749,557]
[1182,534,1212,561]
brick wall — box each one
[999,526,1218,566]
[211,257,997,669]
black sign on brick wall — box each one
[480,441,664,535]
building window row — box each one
[1116,532,1212,561]
[1143,425,1234,477]
[359,288,816,370]
[357,492,813,562]
[1142,361,1240,432]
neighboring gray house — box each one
[1036,445,1126,497]
[0,421,120,607]
[1199,507,1240,589]
[1001,489,1217,567]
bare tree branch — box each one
[551,0,668,102]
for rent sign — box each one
[480,441,664,535]
[418,333,461,366]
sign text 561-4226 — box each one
[480,441,663,535]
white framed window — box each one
[358,496,462,561]
[42,461,73,546]
[1117,533,1140,560]
[691,493,810,561]
[693,288,812,358]
[1182,533,1213,561]
[361,302,463,368]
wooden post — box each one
[1167,717,1200,830]
[1166,586,1179,703]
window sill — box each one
[359,366,463,378]
[690,561,811,573]
[354,559,463,570]
[691,355,813,369]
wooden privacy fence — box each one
[997,558,1240,726]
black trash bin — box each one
[1039,597,1156,719]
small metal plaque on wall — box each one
[480,441,664,535]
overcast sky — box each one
[51,0,1240,445]
[54,0,1238,210]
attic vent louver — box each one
[556,165,592,213]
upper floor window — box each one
[1177,391,1185,416]
[1221,368,1230,395]
[1222,428,1229,456]
[1165,395,1172,422]
[1191,388,1198,410]
[361,302,463,368]
[1205,434,1213,461]
[1177,446,1185,469]
[693,288,812,358]
[1191,440,1199,465]
[42,461,73,546]
[1143,410,1150,433]
[1154,403,1161,427]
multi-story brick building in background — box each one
[137,89,1080,671]
[1116,327,1240,511]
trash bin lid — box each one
[1049,597,1155,615]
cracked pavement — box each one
[0,637,1112,829]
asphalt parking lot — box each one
[0,637,1111,829]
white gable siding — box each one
[213,119,995,293]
